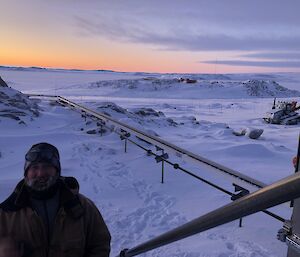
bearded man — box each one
[0,142,111,257]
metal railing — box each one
[27,94,266,192]
[118,172,300,257]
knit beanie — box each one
[24,143,61,176]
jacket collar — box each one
[0,179,30,211]
[60,180,84,219]
[0,177,84,218]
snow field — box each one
[0,99,294,257]
[1,69,300,256]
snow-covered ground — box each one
[1,68,300,257]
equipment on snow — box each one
[263,98,300,125]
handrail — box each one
[27,93,266,191]
[54,95,266,192]
[118,172,300,257]
[26,94,60,99]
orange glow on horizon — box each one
[2,42,299,74]
[2,57,295,74]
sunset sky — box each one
[1,0,300,73]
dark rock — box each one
[185,78,197,84]
[97,102,127,114]
[248,129,264,139]
[167,118,177,126]
[0,76,8,87]
[134,108,164,117]
[86,129,97,134]
[0,113,21,120]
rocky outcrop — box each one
[0,76,8,87]
[0,84,41,124]
[242,80,300,97]
[133,108,165,117]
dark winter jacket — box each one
[0,178,111,257]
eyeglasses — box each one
[25,150,59,162]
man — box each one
[0,142,111,257]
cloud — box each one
[73,0,300,72]
[239,52,300,60]
[73,0,300,30]
[205,50,300,68]
[75,16,300,52]
[201,60,300,68]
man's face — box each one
[25,163,58,191]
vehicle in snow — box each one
[263,98,300,125]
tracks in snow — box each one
[72,141,187,256]
[71,141,277,257]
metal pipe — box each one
[126,138,285,222]
[239,218,243,228]
[287,134,300,256]
[119,172,300,257]
[295,134,300,173]
[54,95,266,192]
[161,160,164,184]
[161,149,165,184]
[291,134,300,208]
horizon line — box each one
[1,64,299,75]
